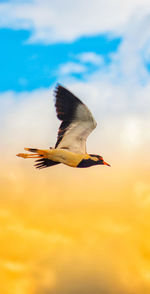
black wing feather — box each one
[54,84,83,148]
[34,158,60,169]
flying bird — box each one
[17,84,110,169]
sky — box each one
[0,0,150,294]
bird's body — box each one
[17,84,110,168]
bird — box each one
[16,84,110,169]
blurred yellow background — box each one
[0,111,150,294]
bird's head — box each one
[98,155,111,166]
[90,154,111,167]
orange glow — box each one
[0,150,150,294]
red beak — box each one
[103,161,111,167]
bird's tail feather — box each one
[24,147,46,155]
[16,147,60,169]
[16,147,46,159]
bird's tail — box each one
[16,147,46,159]
[16,148,60,169]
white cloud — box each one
[58,62,86,75]
[57,53,103,78]
[77,52,104,66]
[0,88,58,156]
[0,0,150,43]
[121,118,142,150]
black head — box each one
[77,154,111,168]
[90,154,111,166]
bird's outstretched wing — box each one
[54,84,97,153]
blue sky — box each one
[0,0,150,93]
[0,28,121,92]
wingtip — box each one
[54,83,60,98]
[54,83,62,93]
[56,82,61,87]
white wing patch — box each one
[56,103,97,153]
